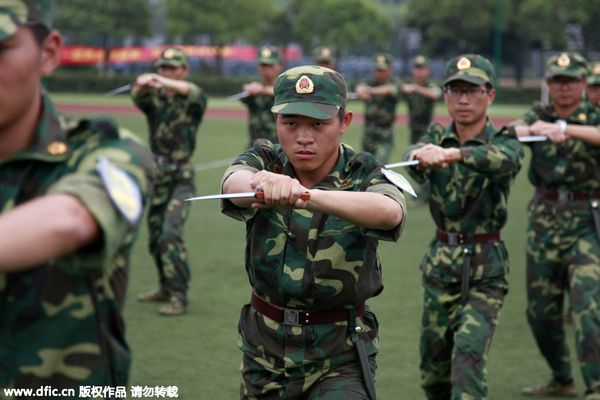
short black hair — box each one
[27,22,51,47]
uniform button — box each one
[287,330,293,337]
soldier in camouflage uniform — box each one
[403,54,524,400]
[509,52,600,400]
[402,55,442,203]
[403,55,442,145]
[221,65,407,399]
[132,47,208,315]
[313,46,337,70]
[0,0,154,396]
[240,46,284,147]
[586,61,600,107]
[355,53,403,164]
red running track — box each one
[54,103,516,126]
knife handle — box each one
[255,191,311,201]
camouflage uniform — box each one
[241,46,283,148]
[241,93,278,146]
[404,55,524,400]
[221,66,407,399]
[510,53,600,395]
[405,81,440,145]
[360,54,403,165]
[587,61,600,107]
[132,57,207,305]
[0,92,154,393]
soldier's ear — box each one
[339,110,353,134]
[487,88,496,106]
[40,31,62,77]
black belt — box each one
[251,291,365,326]
[436,229,500,246]
[536,188,600,202]
[153,154,189,164]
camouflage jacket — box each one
[510,100,600,191]
[404,119,524,282]
[362,78,403,129]
[221,140,406,310]
[132,82,207,159]
[0,94,154,391]
[241,92,278,146]
[404,80,440,129]
[221,140,405,372]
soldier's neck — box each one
[0,95,41,163]
[454,117,487,143]
[553,101,582,120]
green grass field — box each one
[55,95,581,399]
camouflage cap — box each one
[413,55,430,68]
[443,54,495,87]
[154,47,189,68]
[373,53,394,70]
[256,45,283,65]
[545,52,588,78]
[588,61,600,86]
[271,65,347,120]
[313,46,335,63]
[0,0,52,41]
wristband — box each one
[555,119,567,133]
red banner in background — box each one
[60,45,302,66]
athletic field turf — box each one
[51,93,580,399]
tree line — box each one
[54,0,600,84]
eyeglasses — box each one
[444,87,489,99]
[547,79,584,89]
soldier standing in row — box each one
[510,52,600,400]
[403,55,442,145]
[404,54,524,400]
[355,53,403,164]
[0,0,154,392]
[402,55,442,203]
[240,46,284,147]
[133,47,208,316]
[313,46,338,70]
[221,66,406,399]
[587,61,600,107]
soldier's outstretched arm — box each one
[0,194,100,272]
[223,170,404,231]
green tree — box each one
[166,0,277,75]
[562,0,600,56]
[54,0,151,75]
[503,0,564,83]
[404,0,570,84]
[290,0,393,56]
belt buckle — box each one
[283,309,301,326]
[447,232,459,246]
[558,190,573,202]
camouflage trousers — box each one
[238,303,379,399]
[148,161,195,302]
[362,126,394,165]
[526,197,600,392]
[420,275,508,400]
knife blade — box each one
[185,191,311,202]
[104,84,132,96]
[385,158,456,169]
[226,91,251,101]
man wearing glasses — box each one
[510,53,600,400]
[403,54,524,400]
